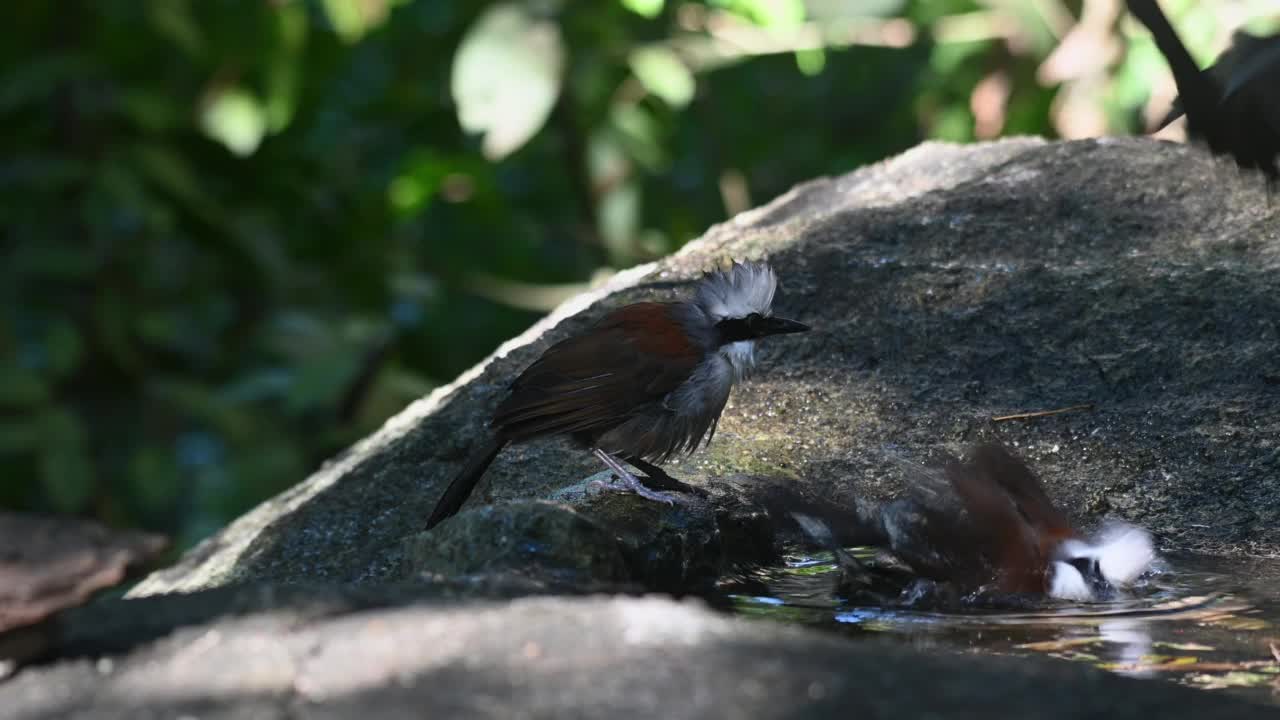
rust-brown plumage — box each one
[943,444,1077,593]
[492,304,703,441]
[763,443,1092,602]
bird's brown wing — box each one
[945,443,1076,593]
[965,444,1074,537]
[493,303,704,440]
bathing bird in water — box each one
[763,443,1155,607]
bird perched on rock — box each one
[1126,0,1280,182]
[425,261,810,530]
[764,443,1155,607]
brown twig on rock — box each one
[991,404,1095,422]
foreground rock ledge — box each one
[2,594,1275,720]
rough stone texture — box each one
[131,136,1280,599]
[2,593,1275,720]
[401,499,636,588]
[5,136,1279,716]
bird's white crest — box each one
[694,261,778,321]
[1051,522,1155,601]
[1093,523,1155,586]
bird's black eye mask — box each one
[715,312,810,345]
[1067,556,1113,598]
[715,313,765,344]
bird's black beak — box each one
[759,316,810,336]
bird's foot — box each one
[591,450,683,505]
[624,457,709,498]
[588,474,680,505]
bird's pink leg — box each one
[590,449,681,505]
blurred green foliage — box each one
[1,0,1275,550]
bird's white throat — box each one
[720,340,757,381]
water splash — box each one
[719,549,1280,705]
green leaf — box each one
[808,0,903,18]
[795,48,825,76]
[200,88,268,157]
[597,179,640,261]
[1241,11,1280,35]
[44,320,83,378]
[133,143,220,222]
[94,291,143,374]
[0,54,93,114]
[629,46,695,108]
[0,366,48,407]
[0,421,40,454]
[714,0,804,28]
[932,105,973,142]
[119,90,184,133]
[147,0,204,58]
[387,147,451,215]
[285,351,362,415]
[266,1,308,133]
[451,3,565,160]
[351,366,435,428]
[9,243,97,279]
[0,154,86,193]
[609,103,667,170]
[225,444,304,504]
[620,0,664,19]
[38,409,95,513]
[127,447,182,516]
[150,378,251,440]
[219,368,292,406]
[321,0,392,43]
[134,308,183,348]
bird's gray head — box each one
[695,261,810,344]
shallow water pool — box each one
[720,550,1280,705]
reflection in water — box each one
[719,550,1280,705]
[1098,620,1154,676]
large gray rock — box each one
[130,136,1280,598]
[5,137,1278,717]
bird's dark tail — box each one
[1125,0,1220,138]
[752,483,888,549]
[425,436,507,530]
[761,493,885,588]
